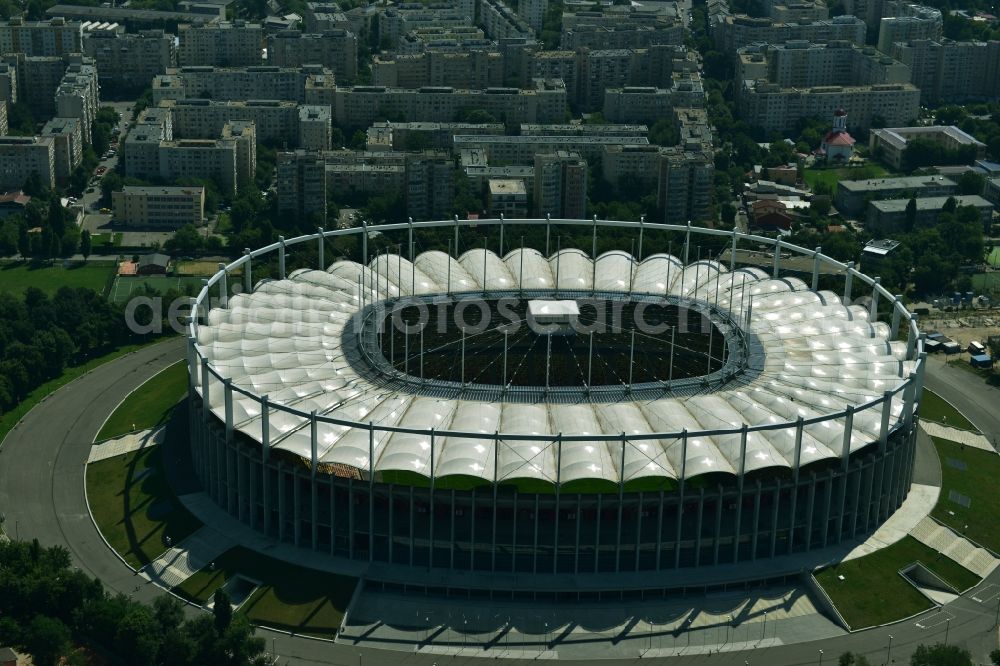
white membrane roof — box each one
[193,249,914,484]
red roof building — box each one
[819,109,856,164]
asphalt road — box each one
[1,341,999,666]
[924,355,1000,444]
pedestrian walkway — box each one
[88,426,164,464]
[920,422,995,453]
[843,483,940,562]
[910,517,999,579]
[340,585,844,659]
[141,523,235,589]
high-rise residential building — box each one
[157,139,239,195]
[560,23,685,49]
[151,65,333,104]
[533,151,587,218]
[177,21,263,67]
[379,6,474,45]
[517,0,548,34]
[479,0,534,40]
[453,133,647,163]
[405,152,454,220]
[4,54,65,117]
[740,81,920,132]
[602,73,706,124]
[0,17,83,56]
[329,79,568,127]
[267,29,358,82]
[0,101,6,136]
[0,136,55,190]
[657,147,713,224]
[165,99,300,144]
[372,49,504,89]
[220,121,256,188]
[83,28,175,92]
[876,3,942,53]
[277,150,328,219]
[0,61,15,105]
[299,105,332,151]
[40,117,82,183]
[54,56,99,143]
[890,38,1000,104]
[487,178,528,217]
[713,14,866,53]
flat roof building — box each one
[112,185,205,227]
[834,174,956,216]
[869,125,987,169]
[0,136,55,190]
[867,194,994,232]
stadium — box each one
[186,219,925,593]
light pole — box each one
[761,611,767,642]
[887,634,893,665]
[944,617,951,646]
[818,648,823,666]
[995,597,1000,627]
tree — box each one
[839,653,872,666]
[904,197,917,232]
[957,170,986,195]
[989,648,1000,666]
[164,224,204,254]
[910,644,972,666]
[987,337,1000,367]
[213,588,233,633]
[80,229,92,260]
[23,615,71,666]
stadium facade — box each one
[186,219,925,593]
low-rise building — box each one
[866,194,994,232]
[869,125,987,169]
[488,178,528,217]
[112,185,205,227]
[834,174,956,216]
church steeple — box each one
[832,108,847,133]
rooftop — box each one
[870,194,994,212]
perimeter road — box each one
[1,341,999,665]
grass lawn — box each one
[816,535,980,629]
[803,164,890,192]
[176,260,240,277]
[0,260,116,296]
[971,272,1000,295]
[918,390,977,431]
[174,546,357,639]
[86,417,202,569]
[0,343,151,448]
[988,246,999,268]
[931,437,1000,553]
[109,275,208,304]
[96,361,188,441]
[90,233,123,248]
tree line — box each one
[0,537,268,665]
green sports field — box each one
[0,261,115,296]
[988,246,1000,268]
[109,275,208,304]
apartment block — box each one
[835,174,956,215]
[518,0,547,34]
[5,54,66,117]
[869,125,987,169]
[867,194,994,232]
[329,79,568,128]
[83,29,175,92]
[533,151,586,218]
[766,0,829,22]
[379,6,474,45]
[366,121,504,151]
[405,152,454,220]
[658,147,713,224]
[277,150,328,218]
[112,185,205,227]
[560,23,684,49]
[0,61,15,105]
[0,17,82,56]
[890,38,1000,104]
[151,65,332,104]
[396,26,487,53]
[158,139,238,195]
[602,73,705,124]
[221,121,256,188]
[714,14,866,53]
[452,133,648,163]
[479,0,533,40]
[0,136,55,190]
[738,41,911,90]
[267,29,358,82]
[373,49,504,89]
[741,81,919,132]
[601,144,662,186]
[40,117,83,183]
[177,21,263,66]
[0,101,6,136]
[877,3,942,53]
[520,123,648,136]
[166,99,299,144]
[54,56,99,143]
[299,105,332,151]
